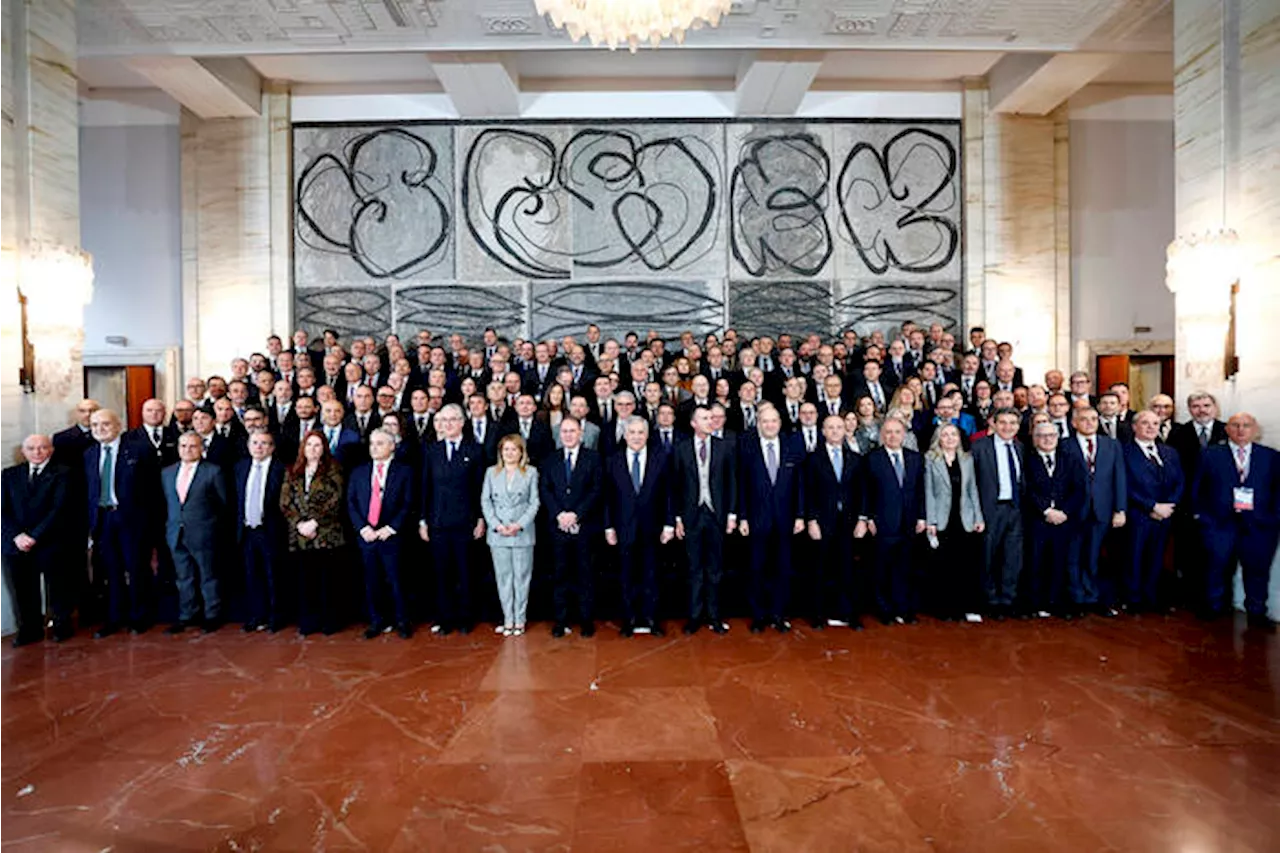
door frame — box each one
[82,346,181,410]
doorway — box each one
[1095,353,1175,411]
[84,365,155,429]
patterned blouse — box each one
[280,464,346,552]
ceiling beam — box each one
[122,56,262,119]
[427,52,520,118]
[735,50,823,116]
[987,51,1119,115]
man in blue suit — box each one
[541,416,603,638]
[161,432,229,633]
[419,404,486,635]
[85,409,161,637]
[1123,410,1185,613]
[805,413,863,630]
[860,416,926,624]
[349,429,416,639]
[738,404,806,633]
[1192,412,1280,629]
[1023,423,1088,618]
[972,408,1026,619]
[234,431,289,632]
[1062,407,1127,615]
[319,400,361,469]
[603,417,674,637]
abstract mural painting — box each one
[293,118,962,339]
[294,286,392,341]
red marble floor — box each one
[2,614,1278,852]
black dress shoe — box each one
[710,621,729,635]
[877,613,893,626]
[682,620,701,635]
[396,623,413,639]
[165,621,192,635]
[580,622,596,638]
[267,622,283,634]
[12,633,43,648]
[551,624,567,638]
[129,623,151,635]
[649,622,666,637]
[363,625,383,640]
[457,624,473,636]
[849,617,864,632]
[809,618,826,630]
[93,624,121,639]
[749,619,767,634]
[52,623,75,643]
[242,621,260,633]
[774,619,792,633]
[620,623,635,638]
[903,614,919,625]
[1247,614,1278,632]
[201,619,222,634]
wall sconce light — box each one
[1166,228,1240,382]
[16,240,95,398]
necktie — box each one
[790,403,798,421]
[1086,437,1095,473]
[246,462,264,527]
[177,463,193,504]
[220,426,228,438]
[1043,454,1055,476]
[99,446,115,507]
[663,431,672,452]
[631,451,642,494]
[872,384,882,408]
[766,441,778,484]
[564,451,574,482]
[327,427,337,452]
[1102,420,1113,438]
[605,401,612,422]
[1145,445,1161,467]
[1235,446,1248,482]
[359,415,367,433]
[367,462,384,526]
[1199,425,1209,449]
[699,439,708,464]
[829,401,838,417]
[891,451,903,486]
[521,420,530,439]
[831,446,843,480]
[1005,441,1019,488]
[806,428,815,451]
[152,427,161,445]
[447,441,456,462]
[417,416,425,435]
[28,465,38,485]
[475,420,484,442]
[1060,422,1069,439]
[746,407,755,427]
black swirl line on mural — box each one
[295,287,392,340]
[531,281,723,340]
[729,133,833,279]
[836,127,959,276]
[395,285,527,340]
[729,280,834,338]
[296,128,451,279]
[835,283,959,331]
[462,128,720,280]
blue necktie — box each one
[891,451,903,486]
[830,446,842,480]
[766,441,778,485]
[99,446,115,507]
[1005,441,1019,488]
[447,441,456,462]
[326,427,337,453]
[246,462,264,527]
[631,451,642,494]
[565,451,574,483]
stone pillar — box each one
[181,84,291,382]
[1172,0,1280,616]
[963,84,1072,382]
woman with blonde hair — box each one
[480,433,540,636]
[923,423,985,621]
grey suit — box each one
[481,466,541,628]
[161,461,228,621]
[924,453,984,532]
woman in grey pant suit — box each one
[924,424,986,621]
[482,434,541,636]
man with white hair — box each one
[349,429,415,639]
[2,435,74,644]
[1123,410,1184,613]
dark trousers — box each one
[684,505,724,622]
[297,547,339,634]
[432,527,473,629]
[811,522,853,622]
[553,534,594,625]
[1126,514,1173,608]
[242,527,283,627]
[1025,522,1076,611]
[618,541,658,624]
[1071,516,1110,605]
[359,536,407,628]
[872,533,914,617]
[93,510,151,627]
[2,549,70,639]
[929,527,980,617]
[983,502,1023,607]
[171,533,221,622]
[747,523,795,622]
[1201,518,1279,616]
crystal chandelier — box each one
[535,0,732,53]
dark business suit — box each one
[500,418,554,467]
[2,462,71,641]
[127,425,179,468]
[1193,443,1279,617]
[52,424,95,469]
[161,461,228,623]
[234,457,289,630]
[1061,435,1127,607]
[420,438,485,632]
[467,416,501,466]
[863,446,925,619]
[1168,419,1229,605]
[348,459,415,631]
[804,442,862,625]
[86,440,160,630]
[1023,448,1087,613]
[972,435,1026,610]
[541,445,603,628]
[1123,441,1185,610]
[738,433,806,625]
[604,446,673,627]
[320,424,362,469]
[522,364,555,401]
[672,435,737,624]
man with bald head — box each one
[3,435,73,644]
[1148,394,1175,443]
[1122,410,1184,613]
[53,398,100,468]
[1192,412,1280,629]
[127,398,179,467]
[85,408,161,637]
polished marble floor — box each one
[2,613,1278,852]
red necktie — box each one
[367,462,384,527]
[1086,437,1095,474]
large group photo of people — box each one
[4,319,1278,648]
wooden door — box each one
[1095,355,1129,392]
[125,366,155,428]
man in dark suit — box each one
[1192,412,1279,629]
[738,404,806,633]
[126,398,179,468]
[192,409,237,470]
[52,399,100,468]
[673,405,738,634]
[804,414,863,630]
[860,416,926,624]
[603,417,675,636]
[500,394,553,466]
[1061,407,1127,616]
[1096,392,1134,444]
[972,408,1026,619]
[161,432,229,633]
[85,409,161,637]
[2,435,72,644]
[851,360,891,414]
[419,404,486,635]
[234,431,289,633]
[1023,423,1088,618]
[465,393,500,465]
[349,429,416,639]
[522,342,556,402]
[541,416,603,638]
[319,400,361,470]
[343,385,381,439]
[1168,392,1229,606]
[1123,410,1185,613]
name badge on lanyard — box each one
[1233,487,1254,512]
